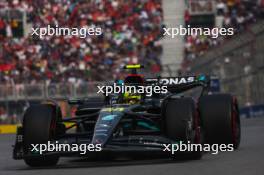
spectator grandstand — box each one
[0,0,263,124]
[182,0,264,71]
[0,0,163,84]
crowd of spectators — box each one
[0,0,163,85]
[183,0,264,69]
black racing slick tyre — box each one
[164,97,202,160]
[199,94,241,149]
[23,104,61,167]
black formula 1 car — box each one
[13,65,241,167]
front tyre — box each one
[23,104,60,167]
[164,97,202,160]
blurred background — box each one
[0,0,263,124]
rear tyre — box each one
[199,94,241,149]
[23,104,60,167]
[164,97,202,160]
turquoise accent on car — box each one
[198,75,206,81]
[116,79,124,85]
[102,115,117,121]
[123,122,160,131]
[137,121,160,131]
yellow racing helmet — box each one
[123,92,142,104]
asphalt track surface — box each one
[1,118,264,175]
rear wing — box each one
[145,75,210,93]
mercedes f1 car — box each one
[13,65,241,167]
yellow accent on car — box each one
[125,64,142,69]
